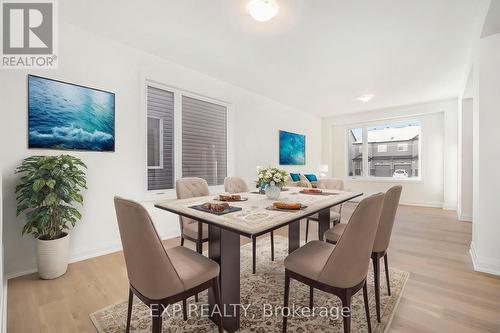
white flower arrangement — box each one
[256,166,289,189]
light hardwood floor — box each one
[7,204,500,332]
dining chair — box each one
[176,177,209,254]
[114,197,223,333]
[224,176,275,274]
[282,193,384,333]
[324,185,402,322]
[305,178,345,242]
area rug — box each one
[90,236,408,332]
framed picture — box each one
[279,130,305,165]
[28,75,115,151]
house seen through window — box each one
[347,120,420,178]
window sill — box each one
[347,177,423,184]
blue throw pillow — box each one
[289,173,301,182]
[304,174,318,182]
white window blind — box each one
[147,86,175,190]
[182,96,227,186]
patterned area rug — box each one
[90,236,408,332]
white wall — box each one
[0,22,322,277]
[470,32,500,276]
[322,99,458,208]
[459,98,473,221]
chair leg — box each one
[197,222,202,254]
[384,253,391,296]
[212,277,224,333]
[363,281,372,333]
[305,219,309,242]
[309,286,314,309]
[271,231,275,261]
[372,254,381,323]
[282,272,290,333]
[151,303,162,333]
[341,291,352,333]
[252,236,257,274]
[182,299,187,321]
[180,236,184,246]
[126,288,133,333]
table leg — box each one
[318,208,331,241]
[288,220,300,254]
[208,225,240,333]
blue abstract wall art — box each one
[28,75,115,152]
[279,130,305,165]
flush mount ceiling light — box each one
[356,94,376,102]
[249,0,279,22]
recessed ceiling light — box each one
[356,94,376,102]
[249,0,279,22]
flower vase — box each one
[265,184,281,200]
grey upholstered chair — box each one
[282,193,385,333]
[176,178,210,254]
[324,185,402,323]
[114,197,223,333]
[224,177,275,274]
[305,178,345,242]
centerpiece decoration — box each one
[256,166,288,200]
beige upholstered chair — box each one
[305,178,345,242]
[114,197,223,333]
[324,185,402,323]
[282,193,384,333]
[224,177,275,274]
[176,178,209,254]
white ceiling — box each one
[61,0,482,117]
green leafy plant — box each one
[15,155,87,240]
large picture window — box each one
[347,120,420,179]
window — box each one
[347,120,420,179]
[397,143,408,152]
[147,117,163,168]
[182,96,227,186]
[145,83,228,191]
[347,127,363,176]
[377,144,387,153]
[147,86,175,190]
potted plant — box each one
[256,166,289,199]
[15,155,87,279]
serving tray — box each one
[189,204,243,216]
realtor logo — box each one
[1,0,57,68]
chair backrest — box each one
[114,197,184,299]
[175,177,210,233]
[318,193,384,288]
[224,177,249,194]
[316,178,344,191]
[373,185,402,253]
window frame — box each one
[146,116,164,170]
[143,78,231,195]
[344,119,423,183]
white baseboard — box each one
[442,203,458,211]
[5,231,180,281]
[470,242,500,276]
[2,278,6,333]
[458,213,473,222]
[399,201,444,208]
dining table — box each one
[155,187,363,332]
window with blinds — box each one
[182,96,227,186]
[147,86,175,190]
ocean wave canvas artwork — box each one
[279,130,305,165]
[28,75,115,151]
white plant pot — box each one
[37,233,70,279]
